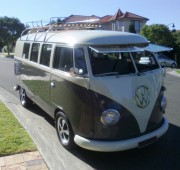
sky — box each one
[0,0,179,30]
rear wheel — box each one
[171,63,176,68]
[19,88,32,108]
[55,111,75,150]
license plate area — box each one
[138,136,157,148]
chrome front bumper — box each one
[74,117,168,152]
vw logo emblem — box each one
[134,86,150,108]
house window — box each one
[112,21,123,31]
[132,21,140,33]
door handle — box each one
[50,82,55,88]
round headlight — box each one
[101,109,120,126]
[161,96,167,112]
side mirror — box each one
[69,67,84,77]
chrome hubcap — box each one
[20,89,26,105]
[58,117,70,145]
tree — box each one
[0,17,25,54]
[141,24,180,67]
[172,31,180,67]
[140,24,174,47]
[128,23,136,33]
[173,31,180,47]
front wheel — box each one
[171,63,176,68]
[55,111,75,150]
[19,88,32,108]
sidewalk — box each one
[167,69,180,77]
[0,151,48,170]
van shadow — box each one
[5,55,14,59]
[28,103,55,127]
[71,123,180,170]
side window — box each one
[53,47,73,72]
[74,48,87,74]
[40,44,52,66]
[158,55,163,59]
[132,52,159,73]
[30,43,40,63]
[22,43,30,59]
[60,48,73,72]
[53,47,61,69]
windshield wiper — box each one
[95,72,119,77]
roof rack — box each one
[20,17,101,41]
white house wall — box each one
[101,20,146,33]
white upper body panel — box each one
[89,69,164,133]
[19,30,149,46]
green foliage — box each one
[0,102,36,156]
[173,31,180,48]
[141,24,180,68]
[140,24,174,47]
[0,16,25,54]
[172,31,180,67]
[129,23,136,33]
[176,70,180,74]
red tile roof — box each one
[121,12,149,20]
[63,9,149,23]
[63,15,99,23]
[99,15,113,23]
[110,9,124,21]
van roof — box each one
[19,30,149,46]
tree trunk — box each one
[7,44,10,55]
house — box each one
[101,9,149,33]
[63,9,149,33]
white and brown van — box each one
[14,23,168,152]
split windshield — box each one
[88,46,159,77]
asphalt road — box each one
[0,57,180,170]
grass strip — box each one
[176,70,180,74]
[0,101,36,156]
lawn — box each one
[0,101,36,156]
[176,70,180,74]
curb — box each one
[167,70,180,77]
